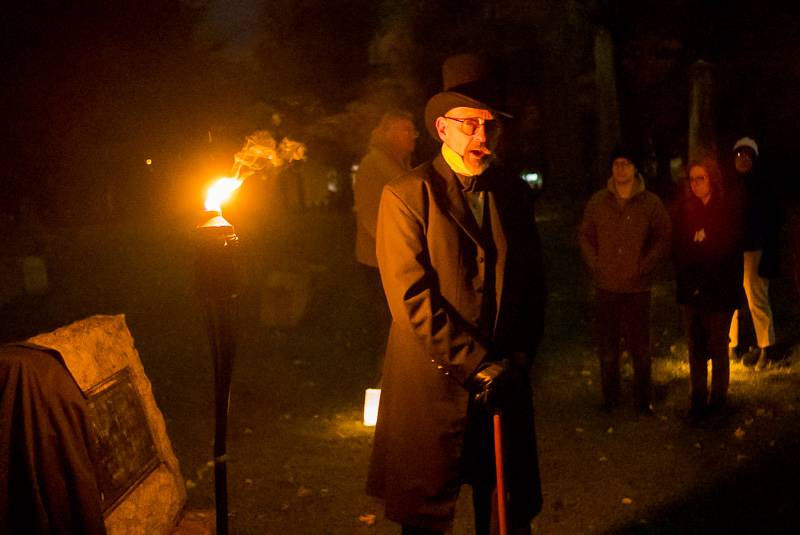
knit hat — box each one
[733,136,759,156]
[609,145,641,171]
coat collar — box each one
[606,172,646,201]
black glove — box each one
[469,358,511,408]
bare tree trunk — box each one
[688,60,717,162]
[594,26,621,184]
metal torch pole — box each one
[195,215,239,535]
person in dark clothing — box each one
[367,52,546,535]
[727,137,782,369]
[672,157,744,421]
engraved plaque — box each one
[86,367,160,513]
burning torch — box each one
[195,177,242,535]
[194,130,306,534]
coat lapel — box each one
[432,155,486,248]
[488,190,507,331]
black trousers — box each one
[595,289,652,408]
[684,306,732,408]
[400,398,533,535]
[358,263,391,386]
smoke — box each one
[231,130,306,180]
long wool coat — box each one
[366,154,546,531]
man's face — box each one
[612,157,636,185]
[734,148,755,174]
[435,106,500,175]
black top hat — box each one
[424,52,511,140]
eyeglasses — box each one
[444,116,501,137]
[689,174,709,182]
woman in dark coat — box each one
[671,157,743,420]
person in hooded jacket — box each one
[578,146,671,414]
[671,157,744,420]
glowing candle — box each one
[363,388,381,427]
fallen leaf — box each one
[359,514,376,526]
[734,427,746,439]
[575,428,584,433]
[606,427,614,435]
[694,442,702,449]
[580,370,591,376]
[622,498,633,505]
[185,480,196,489]
[598,456,608,462]
[297,486,313,497]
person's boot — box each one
[728,346,740,362]
[742,346,760,367]
[755,347,769,370]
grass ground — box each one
[1,190,799,534]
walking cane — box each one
[493,411,508,535]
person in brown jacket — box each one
[354,110,417,269]
[366,53,546,535]
[353,111,417,384]
[578,146,671,413]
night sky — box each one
[2,0,799,223]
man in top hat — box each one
[578,145,671,414]
[366,52,546,535]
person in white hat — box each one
[366,52,545,535]
[728,136,781,369]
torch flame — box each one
[204,177,243,214]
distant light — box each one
[363,388,381,426]
[327,180,339,193]
[145,158,153,166]
[522,171,543,189]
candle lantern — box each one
[363,388,381,427]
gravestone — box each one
[28,314,188,535]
